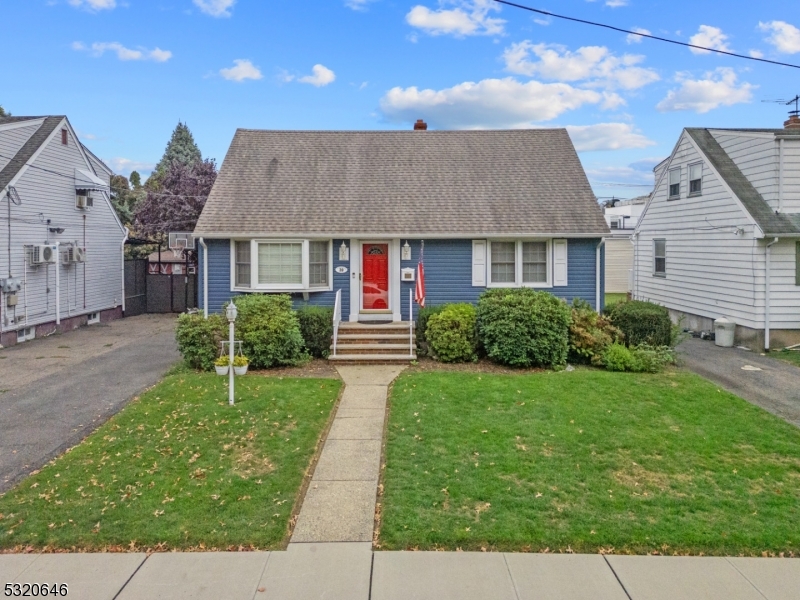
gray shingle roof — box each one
[686,128,800,236]
[0,116,65,192]
[194,129,609,237]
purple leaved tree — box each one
[133,159,217,241]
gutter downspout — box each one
[121,227,129,314]
[596,238,605,311]
[55,242,60,325]
[778,139,784,213]
[198,237,208,319]
[765,237,779,351]
[630,233,637,299]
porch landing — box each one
[329,321,416,364]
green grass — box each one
[380,370,800,555]
[0,371,341,551]
[770,349,800,368]
[604,293,628,312]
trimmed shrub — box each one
[602,342,675,373]
[568,299,623,365]
[476,288,571,368]
[426,303,477,363]
[416,305,445,357]
[610,300,672,347]
[175,312,226,371]
[228,294,308,369]
[296,306,334,359]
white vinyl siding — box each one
[605,238,632,293]
[258,242,302,285]
[712,131,780,211]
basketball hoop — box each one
[172,238,187,260]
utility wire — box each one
[493,0,800,70]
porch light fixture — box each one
[339,241,349,261]
[402,240,411,261]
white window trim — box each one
[229,239,333,293]
[668,167,681,199]
[653,238,666,277]
[486,239,552,288]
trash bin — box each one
[714,317,735,347]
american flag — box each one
[415,241,425,308]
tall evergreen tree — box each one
[149,122,202,185]
[129,171,142,189]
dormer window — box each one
[689,163,702,195]
[668,168,681,199]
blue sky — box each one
[3,0,799,200]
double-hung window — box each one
[654,239,666,276]
[232,240,331,291]
[489,240,551,287]
[689,163,702,195]
[668,168,681,199]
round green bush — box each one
[602,343,635,371]
[416,305,445,357]
[610,300,672,347]
[426,303,477,363]
[176,312,226,371]
[476,288,571,368]
[228,294,309,369]
[296,305,334,358]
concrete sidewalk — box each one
[2,550,798,600]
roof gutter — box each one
[191,232,610,240]
[765,237,779,351]
[198,237,208,319]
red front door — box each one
[362,244,389,310]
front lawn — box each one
[379,370,800,555]
[0,370,341,551]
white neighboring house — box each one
[0,115,128,346]
[632,116,800,350]
[604,196,648,294]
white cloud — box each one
[380,78,612,129]
[73,41,172,62]
[656,68,755,114]
[688,25,731,55]
[503,42,659,90]
[193,0,235,18]
[605,0,627,6]
[345,0,376,9]
[758,21,800,54]
[749,49,764,59]
[105,157,155,177]
[68,0,116,11]
[626,27,651,44]
[406,0,505,37]
[220,59,263,82]
[567,123,655,152]
[298,64,336,87]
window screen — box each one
[309,241,329,287]
[235,241,251,287]
[668,168,680,198]
[258,243,302,285]
[654,239,666,275]
[491,242,516,283]
[522,242,547,283]
[689,163,702,194]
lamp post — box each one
[226,302,238,406]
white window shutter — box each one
[472,240,487,286]
[553,240,568,287]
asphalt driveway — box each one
[0,314,179,493]
[679,337,800,428]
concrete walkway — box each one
[290,365,406,544]
[2,550,798,599]
[679,337,800,427]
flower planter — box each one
[215,365,229,376]
[234,365,248,376]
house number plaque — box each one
[334,266,348,274]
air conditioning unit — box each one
[62,246,86,264]
[76,193,93,209]
[31,245,57,264]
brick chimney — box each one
[785,115,800,129]
[413,119,428,131]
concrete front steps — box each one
[328,322,416,364]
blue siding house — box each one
[194,124,608,343]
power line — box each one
[493,0,800,70]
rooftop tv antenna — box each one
[762,94,800,117]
